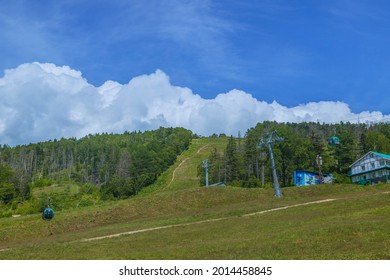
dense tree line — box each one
[200,121,390,188]
[0,127,193,204]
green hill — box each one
[0,127,194,219]
[0,136,389,259]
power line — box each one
[334,112,390,123]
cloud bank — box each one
[0,62,388,146]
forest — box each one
[0,127,193,212]
[1,121,390,216]
[199,121,390,188]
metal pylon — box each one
[257,130,283,197]
[202,159,209,187]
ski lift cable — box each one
[334,112,390,123]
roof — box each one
[349,151,390,167]
[372,151,390,160]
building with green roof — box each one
[348,151,390,185]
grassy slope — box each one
[0,137,389,259]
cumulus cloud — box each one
[0,62,388,146]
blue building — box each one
[293,170,334,186]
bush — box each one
[10,199,22,210]
[77,194,99,207]
[32,178,53,188]
[241,176,262,188]
[334,173,350,184]
[0,209,13,218]
[80,183,98,195]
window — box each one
[354,176,360,183]
[361,165,365,171]
[380,160,385,166]
[371,162,376,169]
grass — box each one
[142,137,228,192]
[0,137,389,259]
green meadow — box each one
[0,138,389,259]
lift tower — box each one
[257,130,284,197]
[202,159,209,187]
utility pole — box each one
[257,130,283,197]
[202,159,209,187]
[316,155,323,184]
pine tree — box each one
[0,163,15,204]
[225,136,240,183]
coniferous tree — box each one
[225,136,240,183]
[0,163,15,204]
[217,121,390,188]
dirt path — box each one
[80,198,339,242]
[169,157,190,186]
[168,144,209,187]
[196,144,209,154]
[243,198,337,216]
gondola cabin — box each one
[42,197,54,221]
[329,135,340,145]
[42,207,54,221]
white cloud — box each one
[0,62,389,146]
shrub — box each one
[77,194,98,207]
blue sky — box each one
[1,0,390,145]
